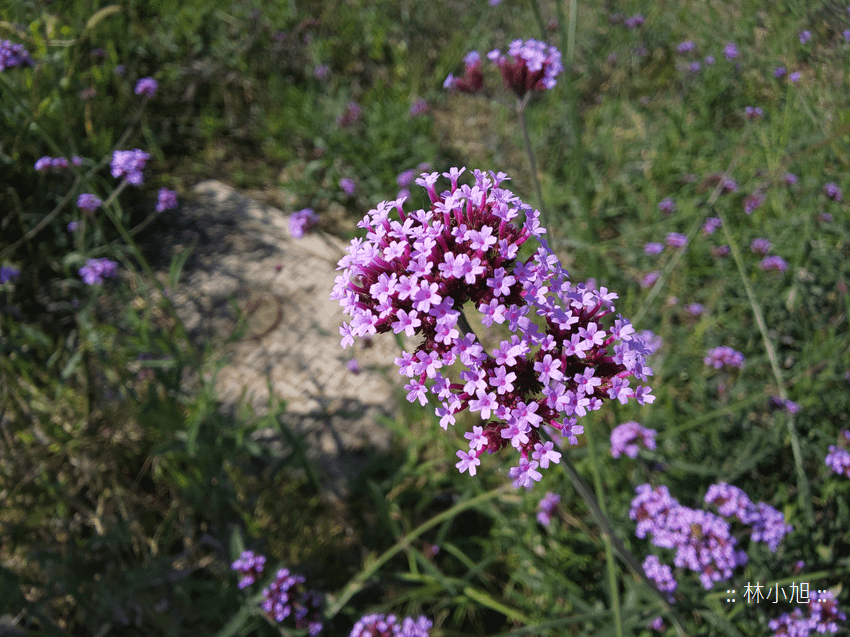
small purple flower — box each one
[665,232,687,249]
[67,221,79,232]
[684,302,705,316]
[824,182,843,201]
[610,421,657,458]
[750,238,772,254]
[79,258,118,285]
[676,40,695,54]
[624,14,645,29]
[409,98,430,116]
[0,40,33,71]
[156,188,178,212]
[702,216,722,234]
[52,157,69,169]
[77,193,102,212]
[340,177,357,195]
[760,256,788,273]
[34,156,53,171]
[444,50,484,94]
[536,492,561,525]
[704,346,745,370]
[0,266,21,284]
[349,613,432,637]
[114,64,125,76]
[347,359,361,374]
[789,71,801,83]
[826,436,850,478]
[744,106,763,120]
[704,54,715,65]
[724,42,739,60]
[487,39,564,96]
[397,169,417,188]
[134,76,158,97]
[644,242,664,255]
[313,64,330,80]
[640,271,660,288]
[289,208,319,238]
[337,101,363,127]
[643,555,677,599]
[261,567,324,635]
[687,61,701,73]
[648,616,666,632]
[774,66,787,78]
[110,149,150,185]
[784,172,798,185]
[844,30,850,42]
[722,179,738,193]
[744,191,765,214]
[658,197,676,214]
[231,550,266,589]
[799,30,811,44]
[712,245,730,258]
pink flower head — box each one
[487,39,564,97]
[333,168,655,487]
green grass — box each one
[2,0,850,635]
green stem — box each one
[517,97,547,226]
[583,423,623,637]
[717,210,814,528]
[324,483,511,619]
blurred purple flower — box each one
[52,157,69,169]
[409,98,430,116]
[760,256,788,273]
[645,242,664,255]
[110,149,150,185]
[0,266,20,284]
[340,177,357,195]
[702,216,722,234]
[724,42,739,60]
[156,188,178,212]
[34,156,52,171]
[684,303,705,316]
[79,258,118,285]
[231,550,266,589]
[313,64,330,80]
[744,191,765,214]
[712,245,730,258]
[337,101,363,127]
[789,71,801,82]
[640,271,660,288]
[677,41,695,54]
[488,39,564,97]
[665,232,687,249]
[0,39,33,71]
[444,50,484,94]
[67,221,79,232]
[658,197,676,214]
[799,30,811,44]
[824,182,842,201]
[704,346,745,369]
[774,66,787,78]
[624,14,645,29]
[784,172,798,185]
[349,613,432,637]
[610,421,657,458]
[750,238,771,254]
[77,193,102,212]
[744,106,763,120]
[134,76,158,97]
[536,492,560,525]
[347,359,361,374]
[289,208,319,238]
[704,55,715,65]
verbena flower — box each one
[799,30,812,45]
[643,555,677,599]
[784,172,797,185]
[665,232,687,249]
[825,432,850,478]
[640,271,660,288]
[340,178,357,195]
[644,242,663,255]
[789,71,801,83]
[77,193,102,212]
[337,101,363,127]
[648,616,666,632]
[760,256,788,273]
[156,188,178,212]
[134,76,158,97]
[0,266,20,284]
[409,98,430,116]
[487,39,564,97]
[724,42,739,60]
[744,106,764,120]
[769,590,846,636]
[750,238,772,254]
[289,208,319,238]
[704,54,715,65]
[705,482,792,552]
[444,51,484,94]
[823,182,842,201]
[349,613,432,637]
[34,156,52,171]
[536,491,560,525]
[657,197,675,214]
[261,568,324,635]
[774,66,787,78]
[231,550,266,588]
[684,303,705,316]
[676,41,695,54]
[610,421,657,458]
[79,258,118,285]
[332,168,654,487]
[624,14,645,29]
[0,40,33,71]
[704,346,745,370]
[110,149,150,185]
[313,64,330,80]
[702,217,722,234]
[67,221,79,232]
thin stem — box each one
[559,453,687,636]
[583,423,623,637]
[325,483,512,619]
[717,210,814,528]
[516,97,547,225]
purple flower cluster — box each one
[769,590,846,636]
[750,238,772,254]
[676,41,696,54]
[0,40,33,71]
[702,216,722,234]
[744,191,765,214]
[487,39,564,97]
[340,178,357,195]
[744,106,764,120]
[536,491,560,525]
[349,613,432,637]
[665,232,687,249]
[156,188,178,213]
[289,208,319,238]
[630,484,747,589]
[110,149,150,185]
[610,421,657,458]
[337,101,363,127]
[409,98,430,116]
[79,258,118,285]
[704,482,792,552]
[35,155,83,171]
[760,256,788,273]
[77,193,102,212]
[644,242,663,255]
[825,431,850,478]
[657,197,676,214]
[444,51,484,94]
[624,14,645,29]
[231,550,266,588]
[0,266,20,284]
[134,76,158,97]
[704,346,745,370]
[332,168,654,486]
[643,555,677,599]
[823,182,842,201]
